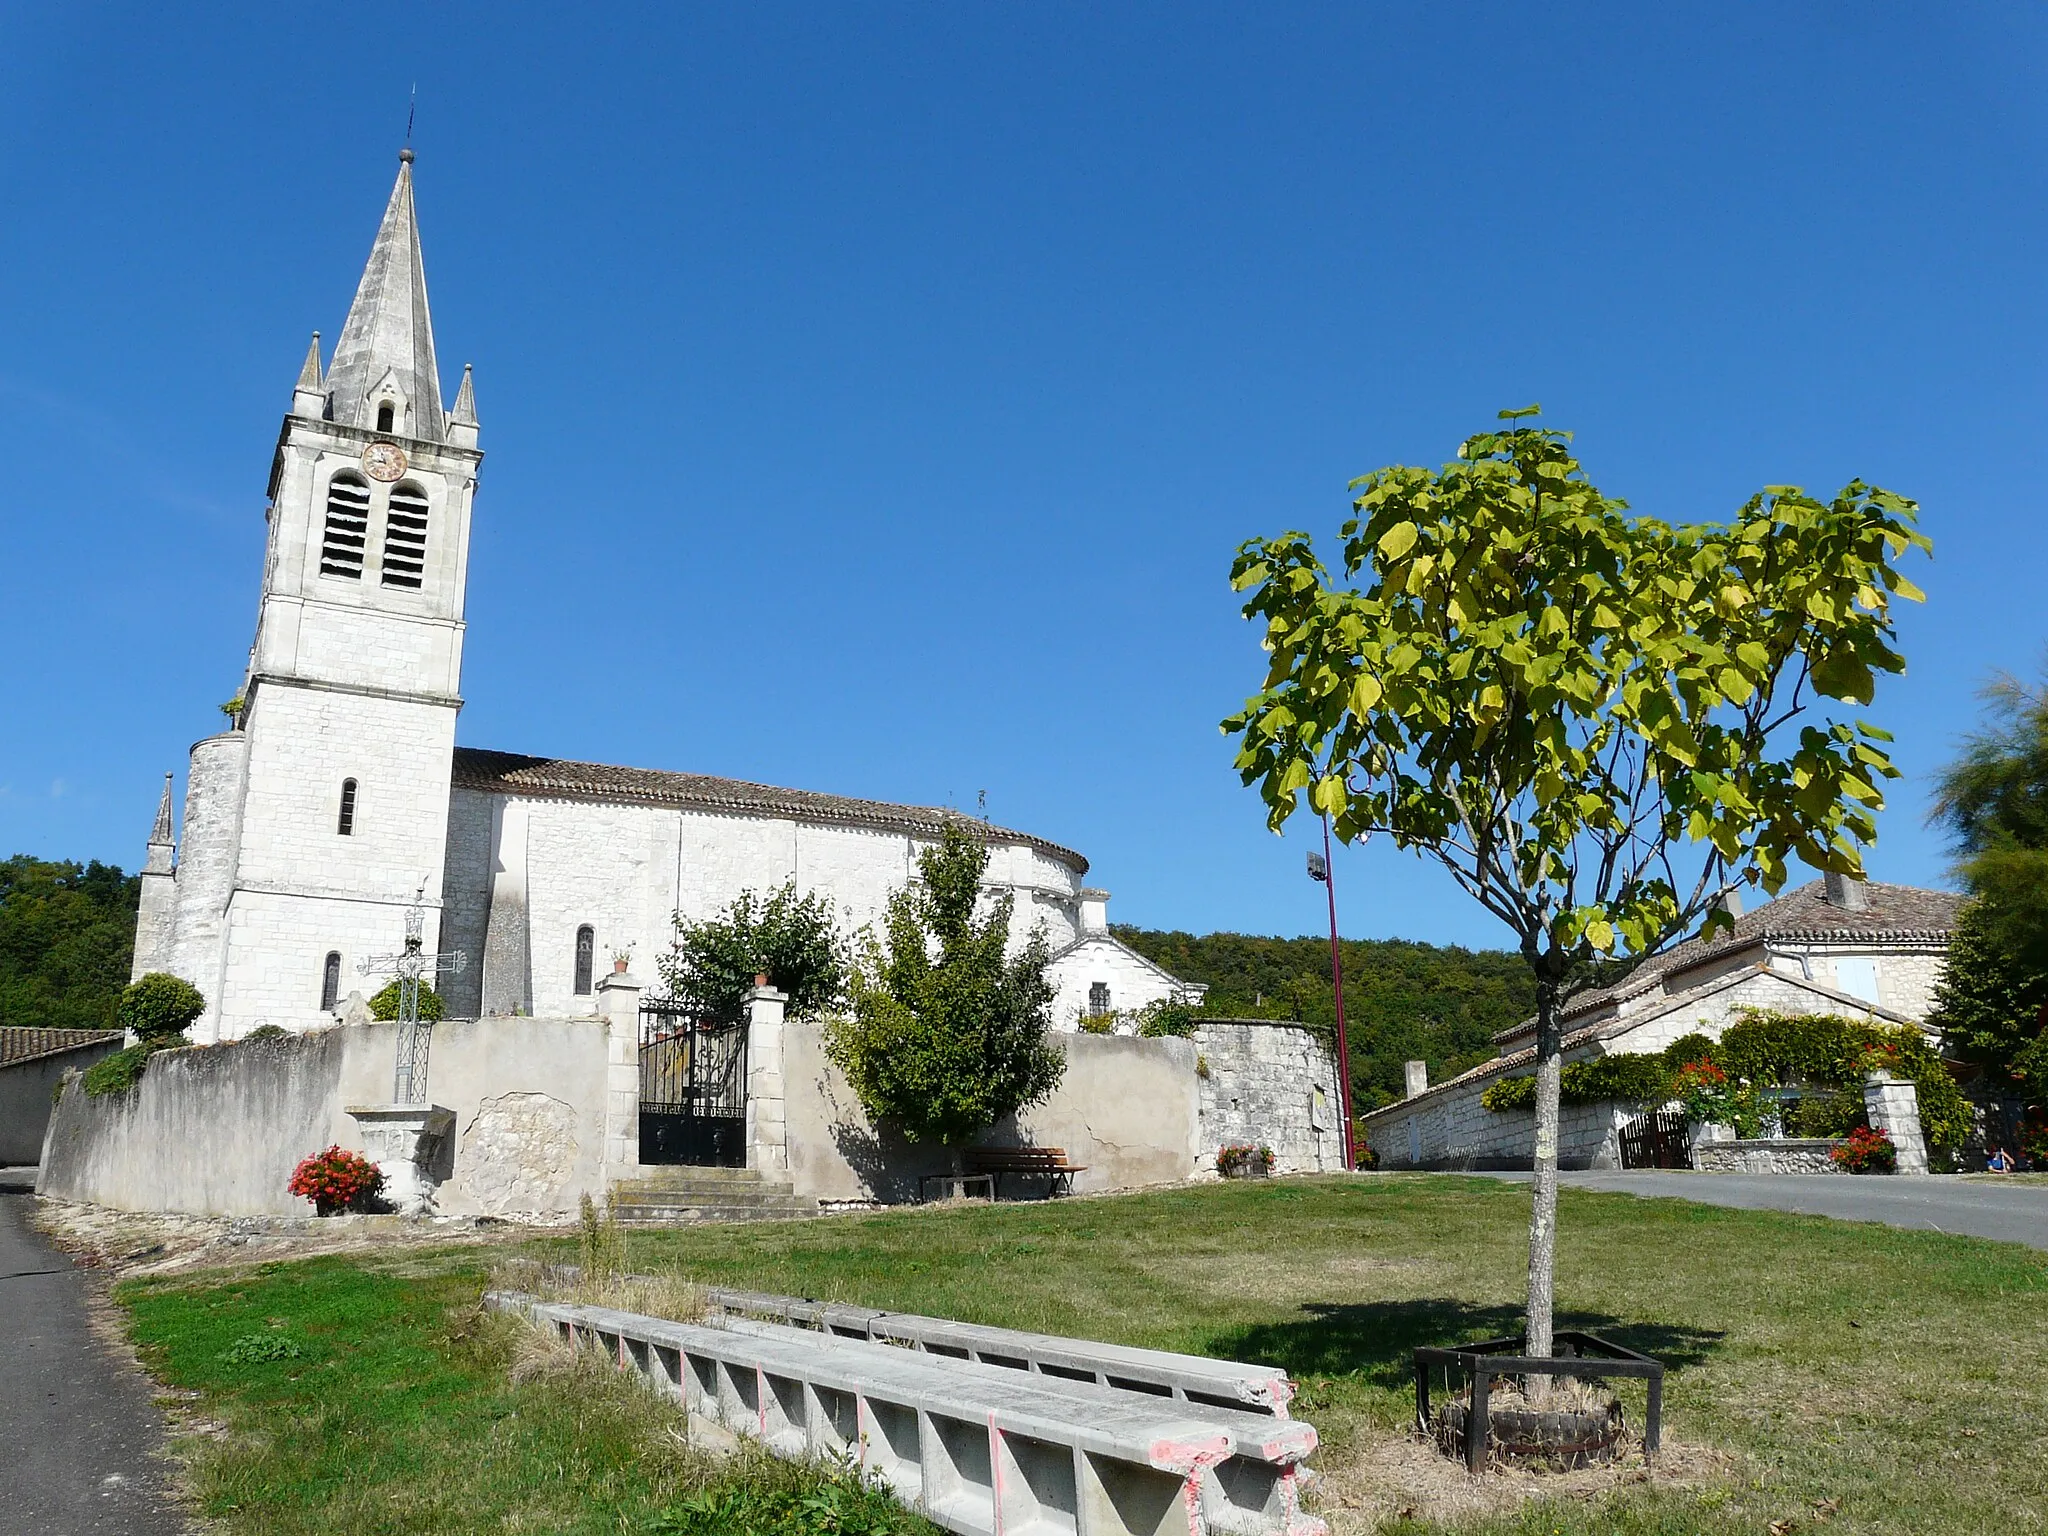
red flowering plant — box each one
[288,1145,384,1215]
[1672,1055,1769,1136]
[1832,1125,1897,1174]
[1855,1041,1903,1078]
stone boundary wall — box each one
[1693,1138,1845,1174]
[39,1017,612,1219]
[2,1037,125,1164]
[780,1027,1202,1203]
[1364,1092,1635,1171]
[40,1029,348,1214]
[1191,1020,1346,1174]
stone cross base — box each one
[347,1104,457,1215]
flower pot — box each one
[1222,1162,1271,1180]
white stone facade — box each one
[133,151,1197,1057]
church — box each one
[131,152,1204,1044]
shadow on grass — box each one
[1210,1298,1725,1388]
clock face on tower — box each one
[362,441,408,482]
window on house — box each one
[1089,981,1111,1014]
[321,951,342,1012]
[574,925,596,995]
[377,400,395,432]
[381,482,429,589]
[337,778,357,836]
[319,474,371,578]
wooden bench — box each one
[962,1145,1087,1199]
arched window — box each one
[381,482,429,589]
[337,778,357,836]
[574,925,596,995]
[376,400,395,432]
[319,473,370,579]
[320,951,342,1011]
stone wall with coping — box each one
[777,1025,1202,1203]
[39,1016,612,1220]
[1364,1086,1636,1171]
[1190,1020,1346,1174]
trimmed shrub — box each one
[369,981,445,1023]
[118,972,205,1040]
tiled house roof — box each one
[1492,880,1963,1043]
[450,748,1090,873]
[0,1027,121,1068]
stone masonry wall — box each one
[1694,1138,1845,1174]
[1192,1020,1346,1174]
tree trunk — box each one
[1525,980,1563,1363]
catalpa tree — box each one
[1224,411,1928,1356]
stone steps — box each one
[609,1166,819,1225]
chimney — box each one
[1078,888,1110,935]
[1404,1060,1429,1100]
[1823,871,1868,912]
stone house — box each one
[1362,875,1962,1170]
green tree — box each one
[1224,412,1925,1358]
[1926,665,2048,1094]
[659,881,850,1025]
[0,855,139,1031]
[1111,925,1536,1109]
[825,824,1063,1146]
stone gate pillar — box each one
[745,979,789,1176]
[596,968,643,1184]
[1863,1072,1930,1175]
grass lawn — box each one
[118,1174,2048,1535]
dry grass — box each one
[488,1254,709,1322]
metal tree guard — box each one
[360,884,467,1104]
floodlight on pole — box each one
[1308,818,1356,1170]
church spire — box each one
[143,773,176,877]
[291,331,325,417]
[324,149,444,439]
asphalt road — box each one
[0,1179,187,1535]
[1480,1168,2048,1249]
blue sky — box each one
[2,5,2042,950]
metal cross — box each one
[360,883,467,1104]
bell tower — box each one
[164,150,484,1040]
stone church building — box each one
[130,153,1204,1044]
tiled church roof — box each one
[450,748,1090,873]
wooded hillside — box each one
[0,855,138,1032]
[1112,925,1534,1110]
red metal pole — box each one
[1322,814,1356,1170]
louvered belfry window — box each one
[319,474,371,578]
[381,482,429,589]
[321,951,342,1012]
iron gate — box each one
[638,997,749,1167]
[1618,1108,1692,1170]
